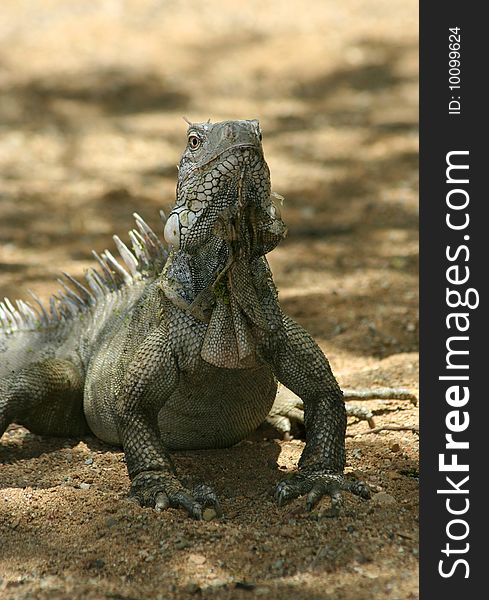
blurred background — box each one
[0,2,419,597]
[0,0,417,364]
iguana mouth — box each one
[188,142,263,173]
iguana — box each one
[0,119,414,518]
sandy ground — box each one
[0,1,418,598]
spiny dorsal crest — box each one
[0,212,168,334]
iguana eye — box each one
[188,135,202,150]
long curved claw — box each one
[169,490,204,520]
[274,470,370,515]
[275,480,298,507]
[192,482,223,517]
[343,478,371,499]
[129,471,220,520]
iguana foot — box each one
[266,395,304,439]
[274,469,370,516]
[129,471,221,519]
[267,393,376,439]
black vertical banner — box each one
[420,2,484,597]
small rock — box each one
[87,558,105,569]
[184,583,200,594]
[175,539,191,550]
[372,492,397,505]
[271,559,284,570]
[105,517,118,528]
[254,587,269,596]
[188,553,206,565]
[351,469,366,479]
[79,483,91,490]
[280,526,294,538]
[39,577,55,589]
[202,508,217,521]
[389,442,401,453]
[206,578,228,588]
[84,458,93,465]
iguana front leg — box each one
[268,316,370,515]
[116,326,220,519]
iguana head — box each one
[164,119,286,257]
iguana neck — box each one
[159,240,282,369]
[160,200,286,321]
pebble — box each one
[40,576,58,589]
[188,553,206,565]
[175,539,191,550]
[372,492,397,505]
[87,559,105,569]
[271,558,284,570]
[206,578,228,588]
[254,587,269,596]
[280,526,295,538]
[79,483,91,490]
[389,442,401,453]
[203,508,217,521]
[105,517,118,528]
[84,458,93,465]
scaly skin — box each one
[0,119,370,518]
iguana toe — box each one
[192,483,222,517]
[275,469,370,515]
[266,393,305,439]
[129,471,220,519]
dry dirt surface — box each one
[0,1,418,598]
